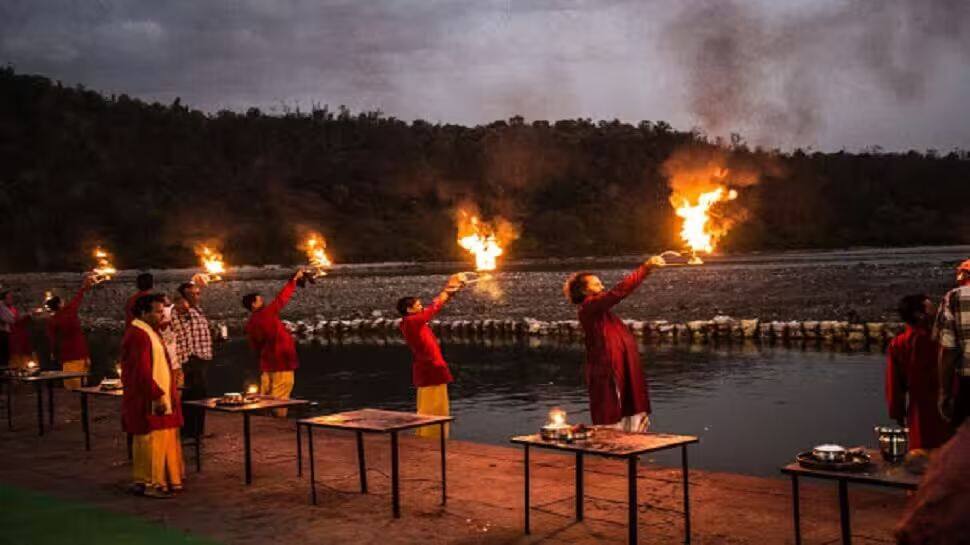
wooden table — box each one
[781,451,920,545]
[511,429,699,545]
[298,409,453,518]
[0,370,89,435]
[185,397,310,484]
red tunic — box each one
[46,286,90,361]
[400,295,453,388]
[124,290,152,328]
[9,308,34,357]
[886,325,954,450]
[578,264,653,425]
[245,279,299,372]
[120,325,182,434]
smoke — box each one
[665,0,970,144]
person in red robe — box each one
[121,294,183,498]
[397,274,466,439]
[3,291,37,369]
[124,273,154,328]
[46,275,96,389]
[886,294,955,450]
[563,256,666,430]
[243,269,305,417]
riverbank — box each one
[1,247,965,333]
[0,386,909,544]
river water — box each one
[79,333,890,477]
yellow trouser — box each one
[415,384,449,439]
[260,371,295,417]
[132,428,184,490]
[62,359,90,390]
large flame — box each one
[195,245,226,280]
[673,186,738,263]
[91,247,117,282]
[301,232,333,274]
[456,210,514,272]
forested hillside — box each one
[1,67,967,272]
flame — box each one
[246,384,259,395]
[91,247,117,281]
[195,246,225,280]
[300,232,333,274]
[456,210,515,272]
[673,186,738,264]
[547,407,567,427]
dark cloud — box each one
[1,0,969,150]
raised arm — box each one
[266,270,302,315]
[412,274,465,323]
[65,276,95,315]
[583,256,664,313]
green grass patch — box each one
[0,484,220,545]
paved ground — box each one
[0,385,911,544]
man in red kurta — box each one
[397,274,465,439]
[121,294,184,498]
[46,275,95,389]
[564,256,665,430]
[124,273,154,328]
[886,294,954,450]
[243,269,305,417]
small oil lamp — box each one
[245,384,259,399]
[115,364,122,379]
[540,407,571,441]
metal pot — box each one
[812,444,848,463]
[874,426,908,463]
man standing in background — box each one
[172,278,213,438]
[937,259,970,426]
[46,275,96,389]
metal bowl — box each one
[812,444,848,463]
[874,427,909,463]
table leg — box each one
[791,474,801,545]
[391,430,400,518]
[576,452,584,521]
[629,456,638,545]
[81,393,90,451]
[6,382,12,431]
[296,423,303,477]
[194,432,201,472]
[308,425,317,505]
[35,382,44,436]
[682,445,691,544]
[838,479,852,545]
[126,433,133,461]
[356,431,368,493]
[524,444,531,535]
[439,422,446,506]
[243,413,252,485]
[47,381,54,427]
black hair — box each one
[397,297,418,316]
[45,296,62,312]
[242,293,260,312]
[563,272,595,305]
[136,273,154,291]
[897,294,930,326]
[132,294,160,318]
[177,282,194,299]
[0,290,10,301]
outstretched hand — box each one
[645,255,667,268]
[444,273,466,293]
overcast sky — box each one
[2,0,968,151]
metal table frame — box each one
[511,431,699,545]
[298,409,454,518]
[781,457,919,545]
[1,371,89,435]
[185,397,310,484]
